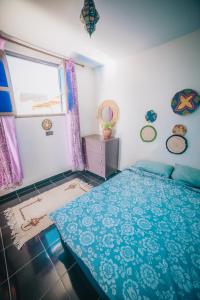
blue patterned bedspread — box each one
[50,168,200,300]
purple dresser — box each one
[82,134,119,179]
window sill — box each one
[15,113,66,118]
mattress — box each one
[50,167,200,299]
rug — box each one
[4,178,92,249]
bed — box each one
[50,167,200,299]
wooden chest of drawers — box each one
[82,134,119,179]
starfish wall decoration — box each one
[171,89,200,115]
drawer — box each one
[85,151,105,177]
[84,138,105,154]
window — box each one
[6,53,66,116]
[0,51,14,115]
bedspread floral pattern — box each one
[50,168,200,300]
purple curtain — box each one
[65,59,84,171]
[0,117,23,190]
[0,38,23,190]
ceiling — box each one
[0,0,200,66]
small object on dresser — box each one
[82,134,119,179]
[102,122,113,140]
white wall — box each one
[94,30,200,170]
[15,116,69,187]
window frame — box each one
[0,50,16,116]
[5,50,66,118]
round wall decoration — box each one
[145,110,157,123]
[140,125,157,142]
[166,135,188,154]
[172,124,187,136]
[42,119,52,131]
[171,89,200,115]
[97,100,119,127]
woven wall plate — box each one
[166,135,188,154]
[42,119,52,131]
[145,110,157,123]
[171,89,200,115]
[172,124,187,136]
[140,125,157,142]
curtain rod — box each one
[0,31,84,68]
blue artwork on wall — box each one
[145,110,157,123]
[171,89,200,115]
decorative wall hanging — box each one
[80,0,100,36]
[166,135,188,154]
[42,119,52,131]
[171,89,200,115]
[97,100,119,128]
[145,110,157,123]
[140,125,157,142]
[172,124,187,136]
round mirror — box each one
[101,106,113,122]
[97,100,119,127]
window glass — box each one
[0,91,12,112]
[0,59,8,87]
[6,55,65,116]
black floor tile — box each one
[44,238,76,277]
[51,174,65,183]
[0,170,106,300]
[63,171,73,177]
[39,225,60,249]
[16,185,36,197]
[0,230,3,252]
[61,271,79,300]
[64,264,99,300]
[5,236,44,277]
[89,181,101,187]
[60,173,80,183]
[18,189,39,203]
[9,251,60,300]
[83,171,103,181]
[1,226,14,249]
[0,211,8,228]
[36,179,51,188]
[54,175,91,188]
[78,174,93,184]
[37,183,56,194]
[52,177,70,187]
[0,280,10,300]
[0,250,7,286]
[40,279,68,300]
[0,191,18,206]
[0,197,20,213]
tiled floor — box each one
[0,171,105,300]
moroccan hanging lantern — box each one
[80,0,100,36]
